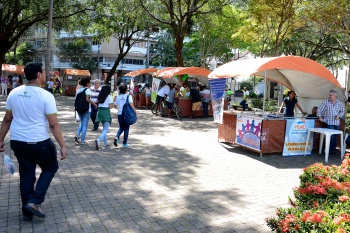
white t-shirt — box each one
[6,85,57,142]
[157,85,170,97]
[114,94,133,115]
[98,95,113,108]
[47,81,54,89]
[76,87,92,112]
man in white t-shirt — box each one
[155,82,170,115]
[0,62,67,221]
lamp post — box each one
[27,50,39,63]
[97,44,100,79]
[45,0,54,80]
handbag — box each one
[122,95,137,125]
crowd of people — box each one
[0,73,24,97]
[74,77,137,150]
[153,81,212,118]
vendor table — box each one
[304,128,344,163]
[135,93,152,108]
[218,111,344,156]
[178,98,227,118]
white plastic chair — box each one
[344,133,348,155]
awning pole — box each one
[263,70,267,117]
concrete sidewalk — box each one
[0,95,343,233]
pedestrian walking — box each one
[114,84,137,148]
[90,79,101,131]
[94,85,113,150]
[0,62,67,221]
[1,73,8,97]
[75,77,97,144]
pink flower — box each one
[333,216,345,225]
[338,195,349,202]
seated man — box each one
[306,106,318,119]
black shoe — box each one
[114,137,119,147]
[74,136,80,144]
[24,203,46,218]
[95,140,100,150]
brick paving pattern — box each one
[0,96,343,232]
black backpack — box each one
[75,88,89,114]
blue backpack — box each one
[122,95,137,125]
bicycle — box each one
[172,102,183,120]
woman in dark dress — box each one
[279,90,306,117]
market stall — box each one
[125,68,158,108]
[208,56,345,156]
[63,69,90,96]
[156,67,227,117]
[2,64,25,90]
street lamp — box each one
[27,50,40,63]
[45,0,54,80]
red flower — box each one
[312,200,319,207]
[333,216,345,225]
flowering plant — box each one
[266,155,350,232]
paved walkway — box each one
[0,96,344,233]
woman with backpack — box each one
[114,84,137,148]
[94,85,113,150]
[75,77,97,144]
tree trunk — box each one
[174,35,184,67]
[106,58,121,86]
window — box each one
[122,58,144,65]
[105,57,115,62]
[34,41,45,48]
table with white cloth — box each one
[304,128,344,163]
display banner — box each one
[235,114,262,150]
[283,119,315,156]
[209,78,226,124]
[151,77,161,103]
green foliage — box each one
[266,157,350,232]
[239,81,253,91]
[5,42,36,65]
[0,0,99,64]
[250,99,276,111]
[57,39,96,73]
[140,0,232,66]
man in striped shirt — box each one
[90,79,101,131]
[318,90,345,154]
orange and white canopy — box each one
[1,64,25,75]
[208,56,344,113]
[63,69,90,76]
[125,68,158,77]
[156,67,211,85]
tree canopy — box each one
[140,0,233,67]
[0,0,99,66]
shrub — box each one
[266,155,350,232]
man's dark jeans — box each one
[90,104,99,130]
[326,124,340,153]
[202,101,209,118]
[10,138,58,216]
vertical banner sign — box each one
[283,119,315,156]
[236,114,262,150]
[151,77,161,103]
[209,78,226,124]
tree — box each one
[88,0,158,84]
[57,39,96,73]
[0,0,99,67]
[186,5,245,68]
[149,31,201,67]
[140,0,233,67]
[149,33,177,67]
[233,0,300,57]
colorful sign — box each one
[283,119,315,156]
[235,114,262,150]
[209,78,226,124]
[151,77,161,103]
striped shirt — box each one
[318,99,344,126]
[90,86,101,103]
